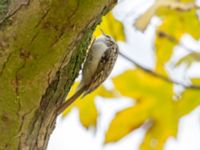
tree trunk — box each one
[0,0,116,149]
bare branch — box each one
[119,51,200,90]
[157,30,197,53]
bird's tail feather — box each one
[57,86,85,115]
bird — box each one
[57,32,119,115]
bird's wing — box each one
[83,46,117,96]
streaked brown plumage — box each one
[57,34,118,114]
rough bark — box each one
[0,0,116,149]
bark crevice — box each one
[0,0,30,26]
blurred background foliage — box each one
[62,0,200,149]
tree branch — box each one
[119,51,200,90]
[157,30,198,53]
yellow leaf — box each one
[78,86,117,128]
[62,82,117,128]
[134,3,157,32]
[155,35,176,75]
[105,100,153,143]
[176,89,200,117]
[77,96,98,128]
[191,78,200,85]
[106,69,179,149]
[93,12,125,41]
[157,9,200,39]
[141,119,177,150]
[112,69,172,99]
[134,0,195,32]
[155,8,200,74]
[175,52,200,67]
[97,86,117,98]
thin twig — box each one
[119,51,200,90]
[157,30,198,53]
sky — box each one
[47,0,200,150]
